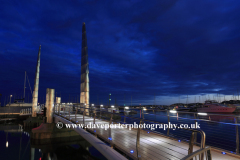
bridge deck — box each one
[57,113,239,160]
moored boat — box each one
[197,100,236,113]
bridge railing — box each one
[181,146,212,160]
[70,106,239,156]
[136,108,240,156]
[54,105,209,160]
[20,108,32,115]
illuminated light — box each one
[198,113,208,116]
[170,110,177,113]
[100,105,103,107]
[6,141,8,148]
[125,107,129,109]
[94,130,96,132]
[147,132,150,133]
[111,105,114,108]
[130,150,134,153]
[109,93,111,95]
[143,109,147,111]
[178,140,181,142]
[39,149,41,152]
[76,121,78,122]
[222,152,226,155]
[92,104,94,106]
[108,137,112,140]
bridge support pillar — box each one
[46,88,55,123]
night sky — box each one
[1,0,240,106]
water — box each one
[0,121,107,160]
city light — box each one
[6,141,8,148]
[125,106,129,109]
[198,113,207,116]
[111,105,114,108]
[170,110,177,113]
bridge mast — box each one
[80,22,90,115]
[32,45,41,117]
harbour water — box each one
[0,120,107,160]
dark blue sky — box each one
[1,0,240,106]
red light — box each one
[39,158,41,160]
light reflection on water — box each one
[0,122,107,160]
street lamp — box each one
[109,93,111,108]
[100,104,103,119]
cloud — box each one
[1,0,240,105]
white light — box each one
[125,107,129,109]
[6,141,8,148]
[111,105,114,108]
[198,113,208,116]
[100,105,103,107]
[10,95,12,97]
[170,110,177,113]
[92,104,94,106]
[143,109,147,111]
